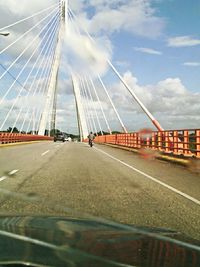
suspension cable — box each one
[25,108,34,134]
[88,76,112,134]
[0,63,28,92]
[79,77,93,133]
[97,74,127,133]
[0,11,59,106]
[0,11,59,87]
[0,17,59,131]
[84,76,103,135]
[20,22,59,133]
[0,3,58,32]
[21,45,55,133]
[33,38,58,134]
[12,16,60,132]
[81,77,98,134]
[68,10,96,134]
[68,7,164,131]
[0,6,58,56]
[26,46,56,135]
[79,77,92,133]
[68,7,126,133]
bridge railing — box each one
[0,133,52,144]
[93,129,200,158]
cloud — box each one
[2,70,199,132]
[168,36,200,47]
[64,22,111,76]
[106,71,200,129]
[86,0,166,38]
[183,62,200,67]
[134,47,162,55]
[0,93,47,130]
[115,60,130,68]
[58,80,73,96]
[0,0,58,59]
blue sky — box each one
[110,0,200,91]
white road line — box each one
[41,150,50,156]
[0,176,7,182]
[94,147,200,206]
[8,169,19,176]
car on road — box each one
[53,133,65,142]
[65,136,72,142]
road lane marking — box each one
[0,176,7,182]
[94,147,200,206]
[41,150,50,156]
[8,169,19,176]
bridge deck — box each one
[0,141,199,240]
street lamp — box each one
[0,32,10,37]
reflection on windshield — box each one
[0,188,199,267]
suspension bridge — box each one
[0,0,199,243]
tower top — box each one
[60,0,65,20]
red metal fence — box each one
[93,129,200,158]
[0,133,52,144]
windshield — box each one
[0,0,200,266]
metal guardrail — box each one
[93,129,200,158]
[0,133,52,144]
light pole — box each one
[0,32,10,37]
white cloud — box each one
[115,60,130,68]
[57,77,73,96]
[134,47,162,55]
[0,30,41,59]
[106,71,200,129]
[168,36,200,47]
[64,22,111,76]
[183,62,200,67]
[2,70,199,132]
[0,0,58,59]
[86,0,166,38]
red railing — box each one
[0,133,52,144]
[93,129,200,158]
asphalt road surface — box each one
[0,141,199,240]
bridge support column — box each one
[72,74,88,141]
[38,1,65,136]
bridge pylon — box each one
[72,74,88,141]
[38,1,66,136]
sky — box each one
[0,0,200,133]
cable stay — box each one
[68,6,163,132]
[0,15,60,131]
[0,11,59,107]
[79,77,94,133]
[0,10,59,86]
[84,76,103,135]
[20,22,59,133]
[0,3,58,32]
[81,77,98,134]
[88,77,112,134]
[33,40,59,135]
[11,18,60,133]
[97,74,127,133]
[0,6,58,57]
